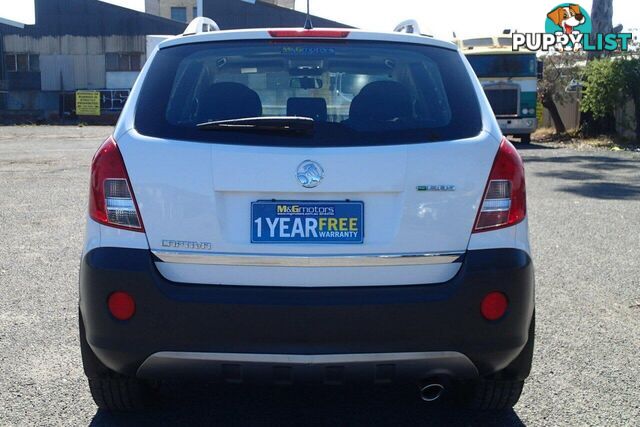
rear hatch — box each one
[118,34,498,286]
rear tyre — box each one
[520,134,531,144]
[457,312,534,410]
[87,376,153,412]
[459,379,524,410]
[80,311,154,411]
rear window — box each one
[135,40,482,146]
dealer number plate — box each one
[251,201,364,244]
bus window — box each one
[466,54,537,78]
[463,38,495,48]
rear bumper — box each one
[136,351,479,383]
[79,248,534,383]
[498,118,537,135]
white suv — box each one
[79,22,534,412]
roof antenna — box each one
[304,0,313,30]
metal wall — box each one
[106,71,139,89]
[39,54,107,91]
[4,35,146,92]
[3,34,147,55]
[4,91,58,112]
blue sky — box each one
[297,0,639,38]
[1,0,638,38]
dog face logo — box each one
[546,4,588,34]
[513,3,630,53]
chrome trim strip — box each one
[151,250,464,267]
[140,351,471,365]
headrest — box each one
[197,82,262,123]
[349,81,413,122]
[287,97,328,122]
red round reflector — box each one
[108,291,136,320]
[481,292,508,321]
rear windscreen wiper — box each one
[197,116,314,134]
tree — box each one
[589,0,614,60]
[581,57,640,142]
[538,53,583,134]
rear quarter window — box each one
[135,40,482,147]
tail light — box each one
[108,291,136,321]
[481,292,508,321]
[268,29,350,38]
[89,136,144,232]
[473,138,526,232]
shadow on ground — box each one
[524,154,638,170]
[555,182,640,201]
[521,152,640,201]
[512,142,557,151]
[88,384,524,427]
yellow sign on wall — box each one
[76,91,100,116]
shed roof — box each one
[0,0,186,37]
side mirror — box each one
[290,77,323,90]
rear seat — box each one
[287,97,328,121]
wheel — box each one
[87,376,153,412]
[520,134,531,144]
[458,379,525,410]
[79,311,154,411]
[457,312,534,410]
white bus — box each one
[458,35,540,143]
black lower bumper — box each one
[79,248,534,383]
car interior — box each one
[165,48,452,130]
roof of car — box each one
[157,28,459,52]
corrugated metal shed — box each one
[3,35,147,55]
[2,35,60,54]
[0,0,186,37]
[40,54,106,91]
[40,55,74,91]
[5,72,40,90]
[74,55,106,89]
[104,36,147,53]
[0,0,351,116]
[106,71,139,89]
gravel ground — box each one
[0,126,639,426]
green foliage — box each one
[581,60,622,118]
[581,57,640,119]
[618,59,640,99]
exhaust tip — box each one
[420,383,445,402]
